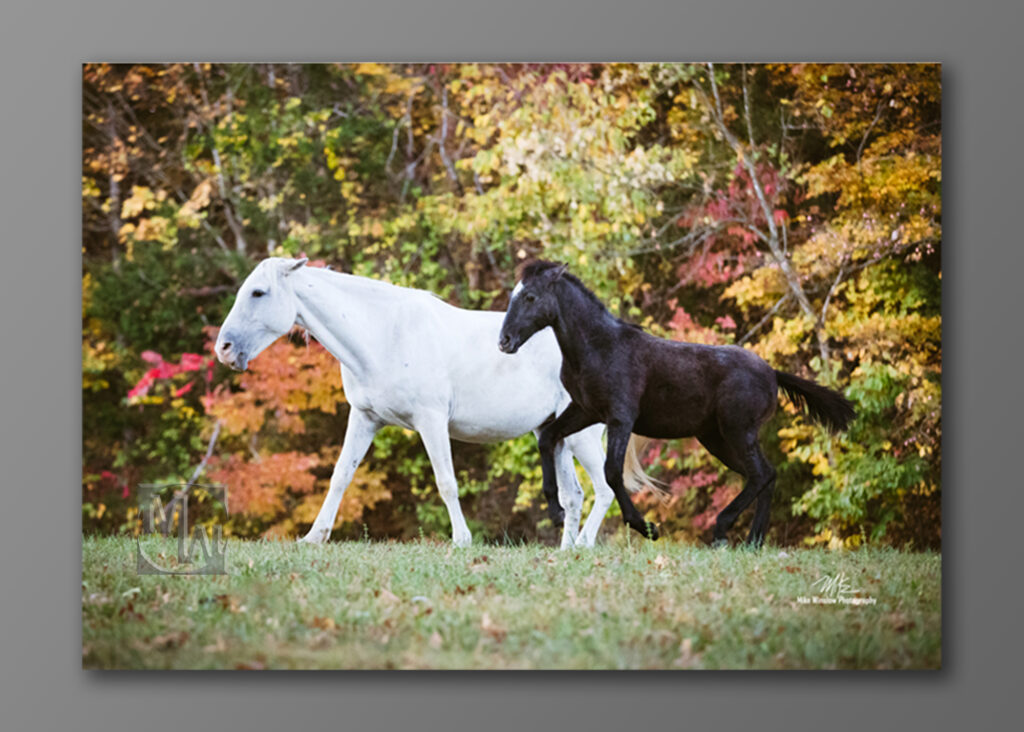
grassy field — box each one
[82,535,941,670]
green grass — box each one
[82,535,941,670]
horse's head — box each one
[498,261,567,355]
[215,257,308,371]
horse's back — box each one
[631,337,776,438]
[426,304,569,442]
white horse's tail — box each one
[623,435,669,496]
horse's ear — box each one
[283,257,308,275]
[552,262,569,280]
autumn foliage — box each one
[83,63,941,547]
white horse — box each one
[215,257,647,548]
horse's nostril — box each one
[221,342,232,352]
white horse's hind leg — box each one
[417,415,473,547]
[566,425,614,548]
[299,409,379,544]
[550,438,583,550]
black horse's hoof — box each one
[548,507,565,527]
[627,519,659,540]
[710,537,728,549]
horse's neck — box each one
[291,269,408,377]
[551,283,617,372]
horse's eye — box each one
[252,289,266,298]
[524,292,536,303]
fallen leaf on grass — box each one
[153,631,189,649]
[133,630,189,652]
[377,588,399,605]
[672,638,701,668]
[428,631,443,650]
[213,594,245,613]
[310,615,336,631]
[202,636,227,653]
[118,601,145,622]
[481,612,506,641]
[888,613,916,632]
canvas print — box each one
[82,63,941,669]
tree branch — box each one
[152,420,223,534]
[738,293,791,345]
[697,64,828,366]
[856,100,886,165]
[193,63,248,255]
[741,63,755,151]
[436,83,464,194]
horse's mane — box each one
[301,264,444,303]
[522,260,642,330]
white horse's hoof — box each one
[298,527,330,544]
[452,531,472,548]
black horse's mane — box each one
[522,260,643,332]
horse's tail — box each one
[623,435,670,496]
[775,370,856,433]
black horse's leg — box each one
[697,429,746,547]
[711,430,775,547]
[538,402,597,526]
[605,421,659,540]
[746,466,777,547]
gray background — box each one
[0,0,1017,729]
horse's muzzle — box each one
[216,338,248,371]
[497,334,519,354]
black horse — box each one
[498,261,855,546]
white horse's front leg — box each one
[566,425,614,548]
[548,436,583,550]
[299,409,380,544]
[417,414,473,548]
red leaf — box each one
[179,353,205,371]
[127,375,153,400]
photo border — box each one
[2,0,1018,730]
